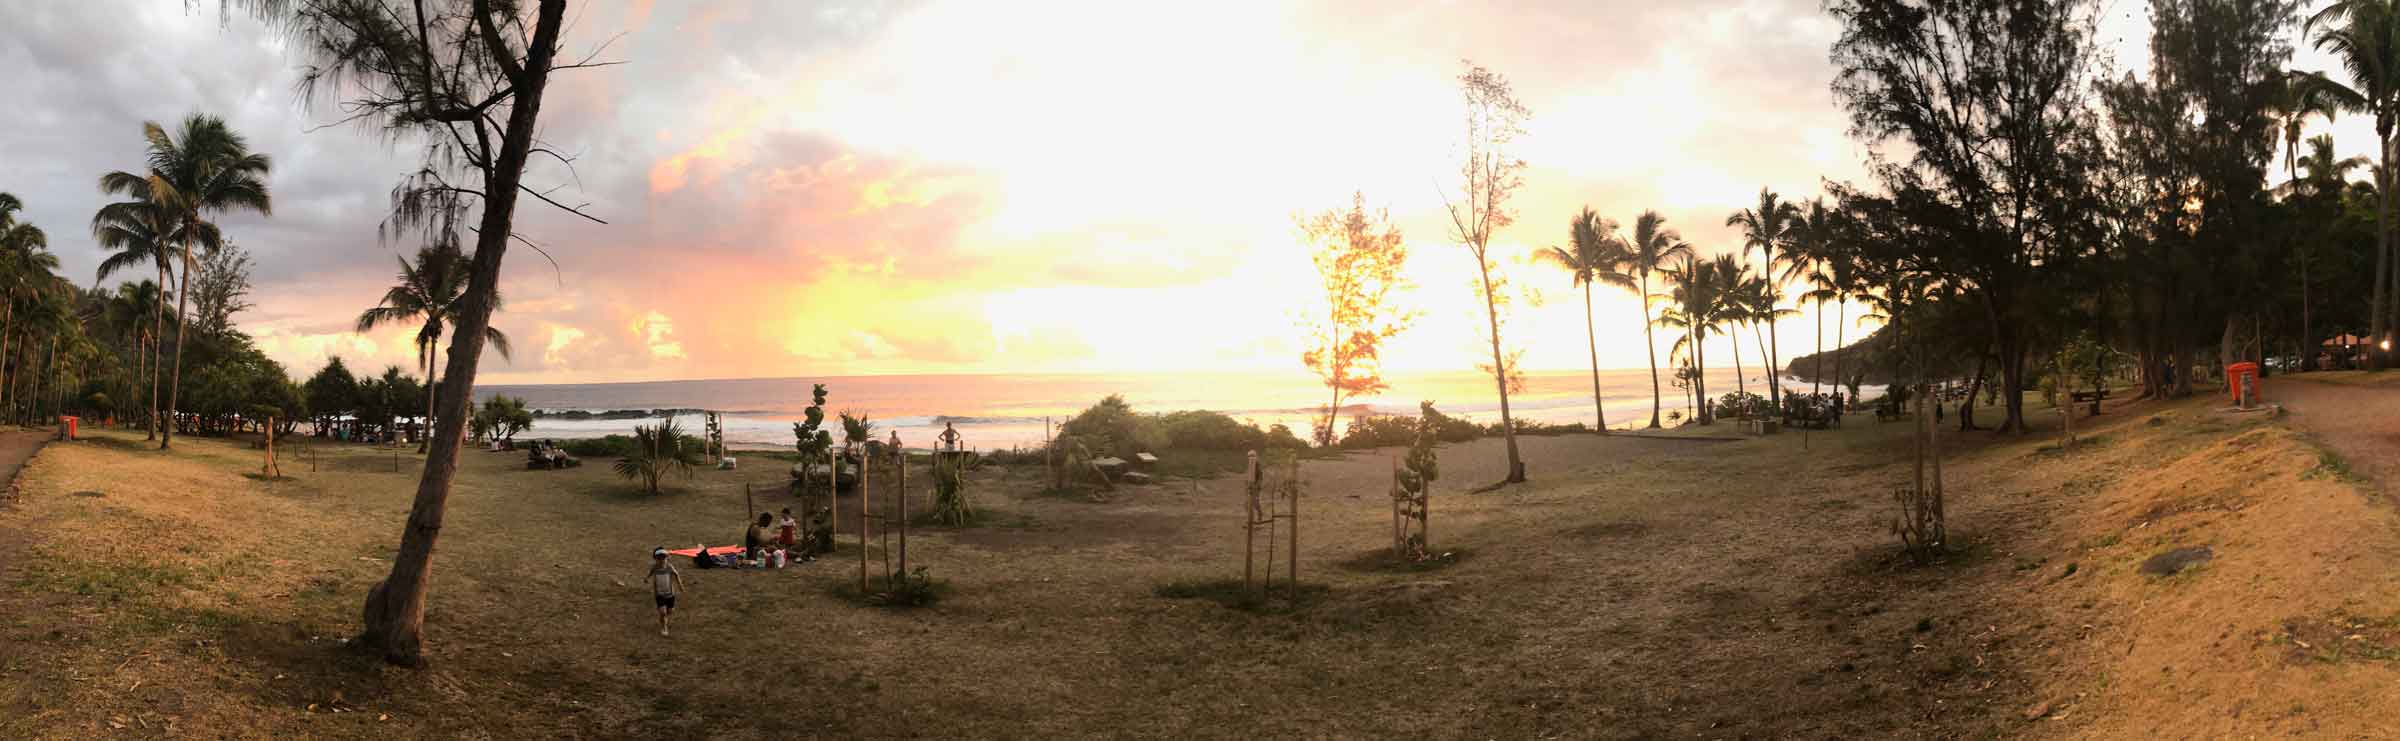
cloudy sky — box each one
[0,0,2368,384]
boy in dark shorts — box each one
[646,547,688,635]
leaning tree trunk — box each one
[1642,272,1662,429]
[0,299,14,427]
[358,0,567,669]
[418,328,440,454]
[1766,312,1781,408]
[1475,260,1524,483]
[1582,283,1606,433]
[1693,334,1709,425]
[1812,298,1824,399]
[1959,352,1986,431]
[163,233,196,450]
[1730,326,1747,398]
[1832,298,1848,414]
[1994,321,2027,434]
[2374,125,2393,370]
[1752,323,1770,406]
[149,265,168,440]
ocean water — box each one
[476,367,1867,451]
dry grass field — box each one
[3,390,2397,738]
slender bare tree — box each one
[1442,61,1531,484]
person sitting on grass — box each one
[745,512,776,563]
[646,547,688,636]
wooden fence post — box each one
[858,444,871,593]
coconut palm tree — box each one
[0,207,60,426]
[1736,268,1800,413]
[104,281,167,432]
[1537,207,1631,432]
[93,187,208,440]
[98,114,271,449]
[1717,259,1751,399]
[2272,71,2344,194]
[1623,211,1695,428]
[16,287,78,426]
[1726,188,1800,404]
[2295,134,2371,366]
[2301,0,2400,367]
[357,244,513,453]
[1785,199,1839,400]
[1654,254,1727,424]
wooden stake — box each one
[859,444,871,593]
[1243,451,1259,595]
[262,416,279,478]
[827,448,838,548]
[897,441,908,581]
[1286,456,1298,593]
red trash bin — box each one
[2225,362,2260,405]
[60,415,77,440]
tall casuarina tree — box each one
[1443,62,1533,484]
[228,0,607,667]
[98,115,271,449]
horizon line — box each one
[472,365,1727,389]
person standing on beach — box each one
[938,422,962,451]
[645,547,687,636]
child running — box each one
[645,547,688,636]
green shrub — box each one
[562,432,705,459]
[1154,410,1306,451]
[1713,391,1769,420]
[1484,419,1591,436]
[1056,394,1163,459]
[1055,396,1302,458]
[1341,406,1479,449]
[1339,414,1419,448]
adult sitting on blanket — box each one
[744,513,776,562]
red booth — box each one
[2225,362,2260,406]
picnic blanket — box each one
[667,545,747,558]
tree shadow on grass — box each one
[1153,577,1331,613]
[1335,546,1470,574]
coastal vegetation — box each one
[611,415,702,496]
[1297,192,1412,448]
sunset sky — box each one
[0,1,2371,384]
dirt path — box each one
[0,428,52,494]
[2271,375,2400,493]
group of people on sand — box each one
[644,506,836,635]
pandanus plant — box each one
[615,416,702,496]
